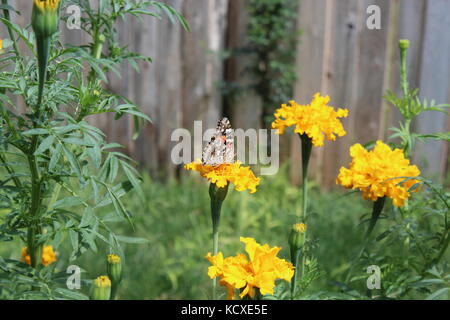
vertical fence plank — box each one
[414,0,450,179]
[319,0,361,188]
[291,0,328,185]
[225,0,262,131]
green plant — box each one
[336,39,450,299]
[384,39,450,157]
[0,0,187,299]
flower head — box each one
[21,245,57,267]
[206,237,294,299]
[91,275,112,300]
[272,93,348,146]
[336,141,421,207]
[185,161,260,193]
[107,254,123,284]
[32,0,60,37]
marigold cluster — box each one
[206,237,294,300]
[21,245,57,267]
[33,0,60,11]
[185,161,260,193]
[272,93,348,146]
[336,141,421,207]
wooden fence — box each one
[2,0,449,187]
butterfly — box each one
[202,117,235,166]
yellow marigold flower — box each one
[33,0,60,12]
[206,237,294,299]
[336,140,421,207]
[21,245,57,267]
[185,161,260,193]
[272,93,348,146]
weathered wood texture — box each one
[2,0,449,186]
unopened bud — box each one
[289,223,307,253]
[90,276,111,300]
[399,39,410,50]
[107,254,123,285]
[31,0,60,38]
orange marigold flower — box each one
[336,141,421,207]
[272,93,348,146]
[206,237,294,300]
[185,161,260,193]
[21,245,57,267]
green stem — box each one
[399,45,409,102]
[290,248,301,298]
[399,41,414,156]
[345,197,386,283]
[299,134,312,282]
[209,183,229,300]
[35,36,51,111]
[27,135,42,268]
[432,229,450,267]
[110,282,119,300]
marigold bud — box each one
[31,0,60,38]
[399,39,410,50]
[90,276,111,300]
[289,223,307,253]
[107,254,123,285]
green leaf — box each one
[426,287,449,300]
[115,235,149,244]
[49,144,62,171]
[53,197,84,209]
[62,145,82,177]
[80,207,95,228]
[34,135,55,155]
[23,128,48,136]
[54,288,89,300]
[69,230,79,254]
[122,162,144,202]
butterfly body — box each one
[202,117,235,166]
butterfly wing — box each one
[202,118,234,166]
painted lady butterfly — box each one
[202,117,235,166]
